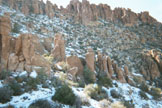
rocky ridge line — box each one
[0,0,159,26]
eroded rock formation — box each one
[51,33,65,62]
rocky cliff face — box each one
[0,0,159,26]
[67,0,158,25]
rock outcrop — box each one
[141,54,161,80]
[66,55,84,77]
[0,13,11,70]
[51,33,65,62]
[86,48,95,72]
[0,0,158,26]
[67,0,158,25]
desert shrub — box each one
[139,91,148,99]
[52,84,76,106]
[8,80,23,96]
[25,70,48,91]
[97,76,112,87]
[43,54,54,64]
[149,87,162,100]
[0,70,11,80]
[84,84,107,101]
[110,89,121,98]
[0,86,13,103]
[111,102,126,108]
[12,23,21,33]
[2,105,15,108]
[36,69,48,84]
[139,82,149,93]
[29,99,52,108]
[25,77,39,91]
[83,66,95,84]
[50,76,64,87]
[123,100,135,108]
[15,75,28,83]
[78,79,85,88]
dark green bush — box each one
[84,84,107,101]
[12,23,21,33]
[29,99,52,108]
[139,91,148,100]
[123,100,135,108]
[0,70,11,80]
[97,76,112,87]
[8,80,23,96]
[110,89,121,98]
[36,69,48,84]
[25,70,48,91]
[83,66,95,84]
[0,86,13,103]
[139,82,149,93]
[52,84,76,106]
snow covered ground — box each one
[0,87,55,108]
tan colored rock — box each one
[138,11,157,24]
[68,67,78,76]
[142,55,160,80]
[140,66,149,80]
[66,55,84,76]
[51,33,65,62]
[117,68,126,83]
[45,0,55,18]
[86,48,95,72]
[16,61,25,72]
[97,52,110,78]
[0,14,11,70]
[107,56,114,77]
[8,53,19,71]
[42,37,53,52]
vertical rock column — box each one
[107,56,114,78]
[51,33,66,62]
[0,13,11,70]
[86,48,96,80]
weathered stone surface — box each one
[8,53,19,71]
[16,61,25,72]
[68,67,78,76]
[45,0,55,18]
[138,11,157,24]
[66,55,84,76]
[86,48,95,72]
[142,55,160,80]
[15,34,50,73]
[42,37,53,52]
[0,13,11,70]
[51,33,65,62]
[97,52,110,78]
[117,68,126,83]
[107,56,114,77]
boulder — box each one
[66,55,84,76]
